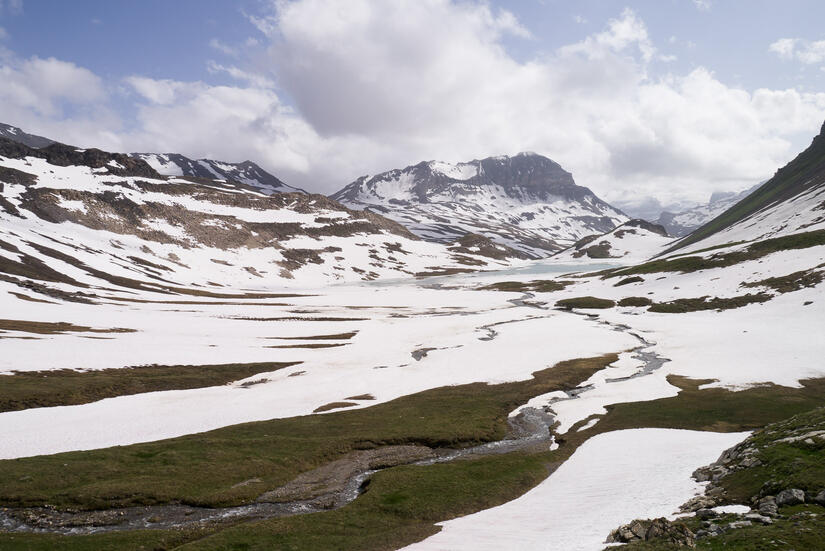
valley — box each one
[1,120,824,550]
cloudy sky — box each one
[1,0,825,211]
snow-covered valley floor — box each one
[1,243,824,549]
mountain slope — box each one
[670,121,825,253]
[551,219,673,264]
[331,152,627,259]
[0,137,517,293]
[132,153,306,195]
[0,123,56,149]
[656,183,762,237]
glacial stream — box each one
[0,277,670,535]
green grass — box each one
[0,362,299,412]
[617,297,653,307]
[614,276,644,286]
[0,355,615,511]
[480,280,572,293]
[720,406,825,502]
[0,527,218,551]
[592,376,825,435]
[177,451,555,551]
[0,451,556,551]
[647,293,772,313]
[555,296,616,309]
[742,267,825,294]
[607,229,825,278]
[7,371,825,550]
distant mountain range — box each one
[331,152,627,258]
[131,153,306,195]
[655,184,762,237]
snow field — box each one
[402,428,749,551]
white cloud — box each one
[125,76,186,105]
[0,56,105,116]
[0,54,120,148]
[125,78,319,174]
[769,38,797,59]
[770,37,825,64]
[692,0,711,11]
[2,1,825,209]
[573,15,587,25]
[206,61,276,89]
[209,38,239,57]
[560,8,655,62]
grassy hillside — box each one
[668,120,825,253]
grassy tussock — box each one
[0,362,299,412]
[555,296,616,309]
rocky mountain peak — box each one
[331,153,626,258]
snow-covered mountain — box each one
[0,132,520,292]
[0,123,55,149]
[131,153,306,195]
[551,219,673,264]
[656,183,762,237]
[331,152,627,259]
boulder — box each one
[815,489,825,505]
[727,520,753,529]
[757,496,779,517]
[695,508,718,520]
[776,488,805,507]
[680,495,718,512]
[744,513,773,525]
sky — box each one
[1,0,825,212]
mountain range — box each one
[655,183,762,237]
[331,152,627,258]
[131,153,306,195]
[0,132,520,292]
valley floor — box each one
[1,240,824,550]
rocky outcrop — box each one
[606,517,695,547]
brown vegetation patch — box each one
[344,394,376,401]
[480,280,573,293]
[555,296,616,309]
[0,319,135,335]
[617,297,653,307]
[266,332,358,341]
[648,293,772,313]
[266,343,348,350]
[313,401,359,413]
[742,268,824,294]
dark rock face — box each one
[0,137,159,179]
[624,218,669,237]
